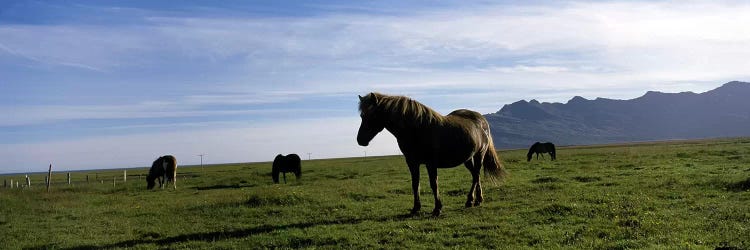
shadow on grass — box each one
[52,214,415,250]
[725,178,750,192]
[192,183,256,191]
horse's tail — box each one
[170,156,177,189]
[272,165,280,183]
[483,128,507,184]
[293,156,302,179]
[526,145,535,162]
[549,143,557,160]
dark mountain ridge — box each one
[485,81,750,148]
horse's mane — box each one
[360,92,444,126]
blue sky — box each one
[2,0,749,173]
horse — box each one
[527,142,556,161]
[357,92,507,216]
[272,154,301,184]
[147,155,177,189]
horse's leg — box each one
[464,160,478,208]
[173,172,177,189]
[283,172,287,184]
[408,163,421,215]
[427,166,442,216]
[473,155,484,207]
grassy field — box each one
[2,138,750,249]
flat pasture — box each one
[2,138,749,249]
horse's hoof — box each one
[474,201,482,207]
[431,209,442,217]
[410,208,420,215]
[465,201,473,208]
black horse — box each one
[147,155,177,189]
[272,154,301,184]
[527,142,556,161]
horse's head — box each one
[357,93,386,146]
[527,143,538,162]
[526,151,533,162]
[146,175,156,189]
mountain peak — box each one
[567,96,587,104]
[716,81,750,90]
[705,81,750,96]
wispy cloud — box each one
[3,1,748,91]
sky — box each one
[1,0,749,173]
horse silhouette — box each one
[527,142,556,161]
[147,155,177,189]
[272,154,301,184]
[357,92,507,216]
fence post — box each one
[47,164,52,192]
[9,179,12,189]
[86,175,89,183]
[3,179,6,188]
[26,175,30,187]
[113,176,116,187]
[123,170,127,183]
[67,173,71,185]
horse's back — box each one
[447,109,485,122]
[423,109,491,167]
[164,155,177,174]
[286,154,301,163]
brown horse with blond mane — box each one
[357,92,507,216]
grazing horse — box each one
[357,92,507,216]
[147,155,177,189]
[527,142,556,161]
[272,154,301,184]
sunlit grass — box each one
[1,138,749,249]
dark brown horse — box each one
[147,155,177,189]
[272,154,301,184]
[357,92,507,216]
[527,142,556,161]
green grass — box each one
[2,138,750,249]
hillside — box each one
[486,81,750,148]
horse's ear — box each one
[370,93,378,104]
[358,95,363,102]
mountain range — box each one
[485,81,750,149]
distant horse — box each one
[357,92,507,216]
[272,154,301,184]
[147,155,177,189]
[527,142,556,161]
